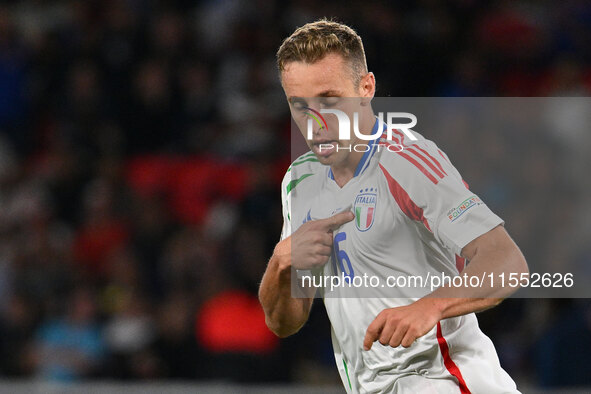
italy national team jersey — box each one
[280,118,519,393]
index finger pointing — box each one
[320,211,355,232]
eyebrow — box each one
[317,90,343,97]
[288,90,344,103]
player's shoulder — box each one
[281,151,324,195]
[285,151,325,175]
[376,130,452,188]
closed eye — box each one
[321,97,340,107]
[290,98,307,111]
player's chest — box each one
[303,175,405,249]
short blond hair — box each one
[277,19,368,87]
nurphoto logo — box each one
[304,108,418,153]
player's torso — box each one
[290,149,457,300]
[287,140,514,393]
[289,150,467,388]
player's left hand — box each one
[363,299,442,350]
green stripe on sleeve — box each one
[286,173,313,195]
[293,152,314,162]
[292,157,319,167]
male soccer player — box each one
[259,20,528,393]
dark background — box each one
[0,0,590,388]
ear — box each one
[359,72,375,106]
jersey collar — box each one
[328,117,384,180]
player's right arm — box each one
[259,211,354,337]
[258,235,313,338]
[259,170,354,337]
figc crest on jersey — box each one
[354,188,377,232]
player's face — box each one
[281,53,374,168]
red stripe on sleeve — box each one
[396,151,439,184]
[437,322,471,394]
[413,145,448,176]
[391,129,408,145]
[438,149,451,164]
[380,141,439,184]
[385,130,442,183]
[406,146,445,179]
[379,164,431,232]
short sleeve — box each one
[379,139,503,256]
[280,169,292,241]
[428,178,503,256]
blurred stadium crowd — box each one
[0,0,590,388]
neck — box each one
[331,109,376,187]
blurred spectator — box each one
[73,178,130,279]
[32,287,104,382]
[104,289,157,379]
[152,291,202,379]
[0,295,37,376]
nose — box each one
[303,117,324,141]
[312,119,325,135]
[304,106,326,137]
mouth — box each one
[311,140,337,157]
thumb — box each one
[318,210,355,232]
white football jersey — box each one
[280,118,519,393]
